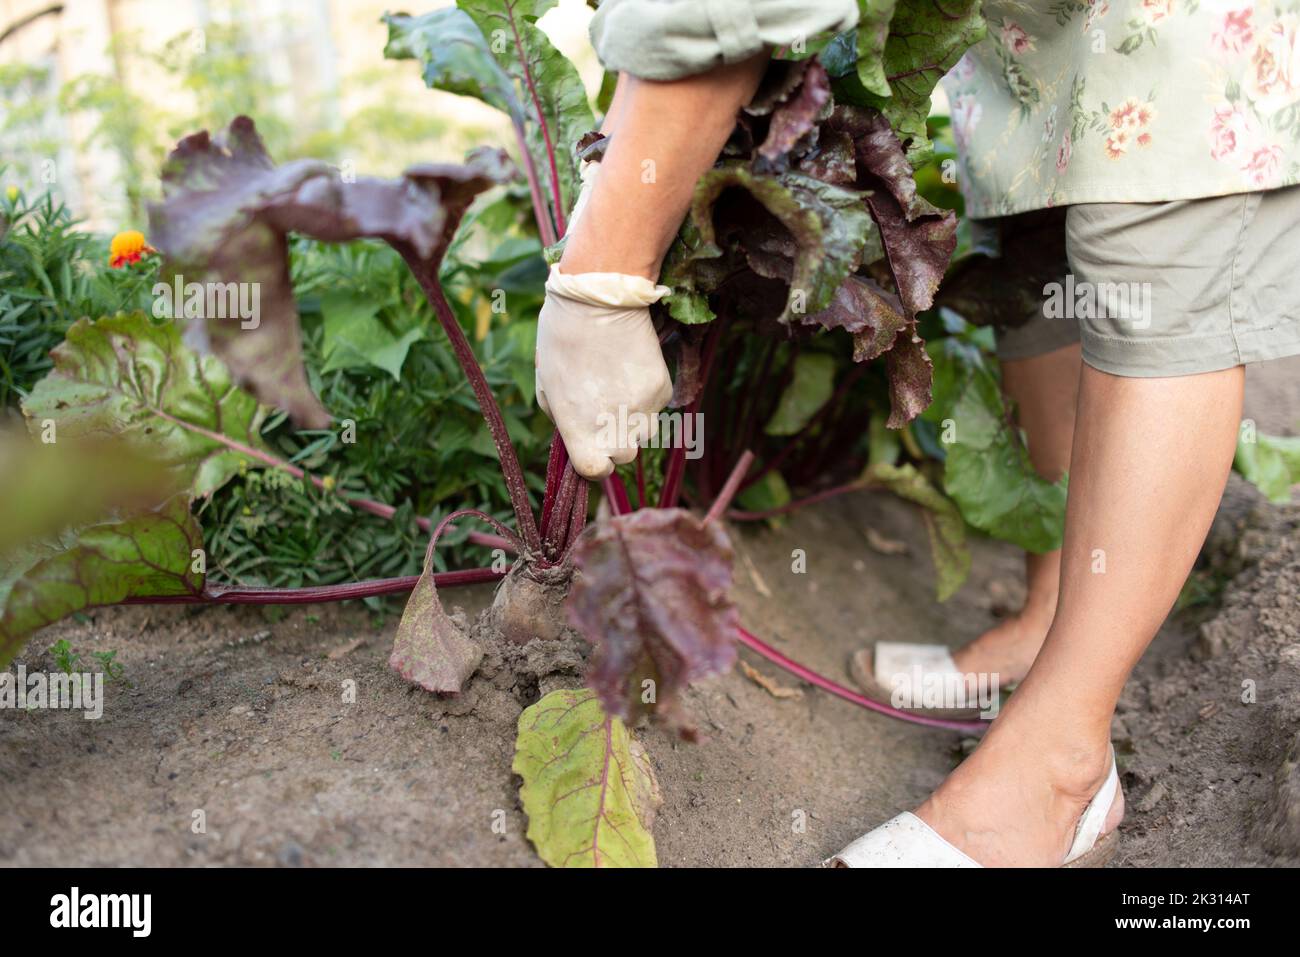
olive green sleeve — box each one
[589,0,859,81]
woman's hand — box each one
[535,268,673,480]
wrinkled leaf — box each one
[799,124,858,185]
[386,2,592,216]
[854,0,898,98]
[148,117,504,428]
[1,495,204,667]
[658,218,724,326]
[21,313,268,498]
[869,191,955,319]
[884,331,934,429]
[388,560,483,694]
[757,59,831,163]
[567,509,738,729]
[836,105,933,220]
[865,461,968,601]
[826,107,958,320]
[801,278,938,430]
[458,0,595,218]
[382,7,521,118]
[805,273,908,362]
[837,0,985,166]
[690,165,875,324]
[513,688,660,868]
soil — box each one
[2,358,1298,868]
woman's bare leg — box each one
[916,363,1244,865]
[951,342,1081,683]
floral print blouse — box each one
[941,1,1300,217]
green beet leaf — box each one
[22,313,268,499]
[387,2,595,223]
[513,688,660,868]
[766,352,837,437]
[865,461,969,601]
[936,346,1068,554]
[382,7,522,119]
[0,495,204,668]
[689,165,875,324]
[837,0,986,167]
[1234,431,1300,504]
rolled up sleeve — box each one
[589,0,860,81]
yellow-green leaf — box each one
[513,688,660,868]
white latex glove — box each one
[535,266,673,480]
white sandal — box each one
[849,642,1001,721]
[824,749,1121,868]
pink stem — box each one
[704,450,754,525]
[539,435,568,539]
[603,473,633,515]
[398,246,542,554]
[423,507,521,566]
[151,407,507,551]
[503,0,565,239]
[736,626,987,733]
[120,566,503,605]
[565,478,589,545]
[727,479,871,522]
[511,120,557,247]
[542,464,580,557]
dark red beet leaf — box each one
[567,509,739,732]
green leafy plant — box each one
[0,183,160,406]
[47,640,128,683]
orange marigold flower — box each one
[108,230,157,268]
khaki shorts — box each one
[984,186,1300,377]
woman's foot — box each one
[852,551,1060,707]
[951,548,1061,688]
[950,596,1054,688]
[913,702,1123,866]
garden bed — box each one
[4,354,1297,867]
